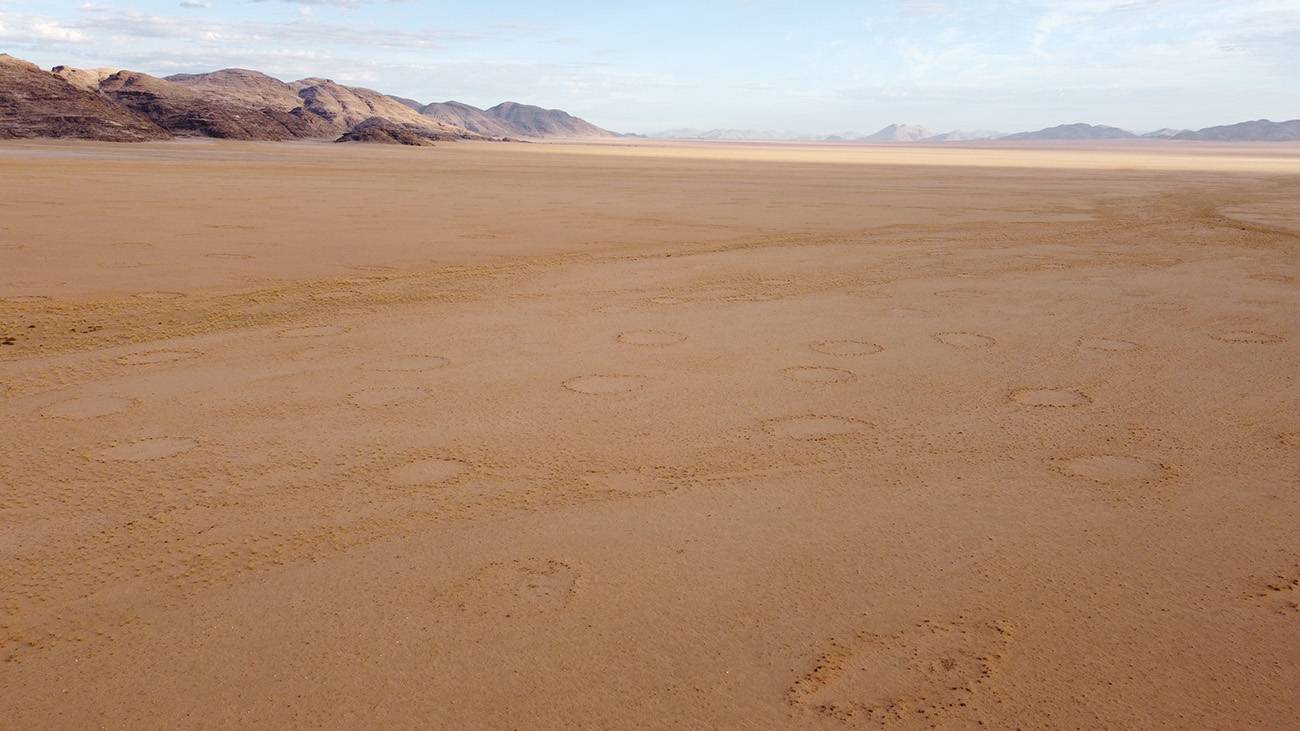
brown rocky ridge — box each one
[98,70,336,141]
[0,54,168,142]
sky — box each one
[1,1,1297,135]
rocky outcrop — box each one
[0,55,169,142]
[51,65,121,91]
[334,117,440,145]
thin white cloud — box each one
[0,12,87,43]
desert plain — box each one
[1,139,1298,728]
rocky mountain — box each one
[0,54,168,142]
[1174,119,1300,142]
[861,123,931,142]
[165,69,613,140]
[165,69,307,112]
[335,117,439,146]
[420,101,518,139]
[1001,123,1136,141]
[165,69,462,139]
[289,78,467,138]
[98,70,335,141]
[484,101,616,138]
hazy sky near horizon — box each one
[1,1,1297,134]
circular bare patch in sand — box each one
[343,275,389,286]
[116,349,200,366]
[279,325,346,338]
[811,340,883,356]
[585,470,678,496]
[766,415,867,440]
[348,386,432,408]
[1249,273,1295,284]
[701,287,742,300]
[42,395,133,420]
[1139,302,1186,312]
[650,295,686,305]
[310,290,361,302]
[1211,330,1284,344]
[368,355,450,372]
[1059,454,1162,482]
[617,330,687,346]
[133,291,185,301]
[1010,388,1091,407]
[390,457,467,486]
[563,375,644,395]
[1079,338,1140,352]
[782,366,855,384]
[93,437,197,462]
[933,332,996,349]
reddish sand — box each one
[1,139,1298,728]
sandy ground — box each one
[1,139,1298,729]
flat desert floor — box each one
[1,140,1298,728]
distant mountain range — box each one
[1173,119,1300,142]
[0,53,617,144]
[653,125,1000,143]
[864,123,931,142]
[651,120,1300,143]
[1001,123,1135,141]
[649,128,816,141]
[3,54,1297,145]
[1141,128,1186,139]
